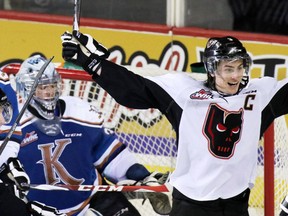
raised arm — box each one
[61,31,173,112]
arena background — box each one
[0,5,288,216]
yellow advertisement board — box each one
[1,19,287,81]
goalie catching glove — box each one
[61,31,110,75]
[118,171,172,215]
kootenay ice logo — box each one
[190,89,213,100]
[21,131,38,147]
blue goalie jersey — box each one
[18,96,130,215]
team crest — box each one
[190,89,213,100]
[203,104,243,159]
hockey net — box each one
[2,63,288,216]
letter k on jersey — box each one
[37,138,84,185]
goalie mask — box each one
[15,55,61,120]
[0,88,13,125]
[203,36,252,94]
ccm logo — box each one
[78,185,124,191]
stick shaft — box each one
[73,0,82,31]
[0,57,54,156]
[28,183,170,193]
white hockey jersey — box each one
[93,60,288,201]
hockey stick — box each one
[73,0,82,31]
[0,56,54,156]
[24,183,171,193]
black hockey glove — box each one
[28,201,67,216]
[0,157,30,191]
[61,31,110,75]
[280,196,288,216]
[0,157,30,201]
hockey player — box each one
[15,55,171,216]
[61,31,288,216]
[0,72,65,216]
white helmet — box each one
[15,55,61,120]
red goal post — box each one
[1,62,284,216]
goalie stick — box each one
[20,183,171,193]
[0,56,54,156]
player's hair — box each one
[0,88,13,124]
[15,55,61,120]
[203,36,252,93]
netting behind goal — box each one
[2,63,288,216]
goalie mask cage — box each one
[2,63,287,216]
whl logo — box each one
[21,131,38,147]
[190,89,213,100]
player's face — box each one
[35,83,58,100]
[214,59,245,95]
